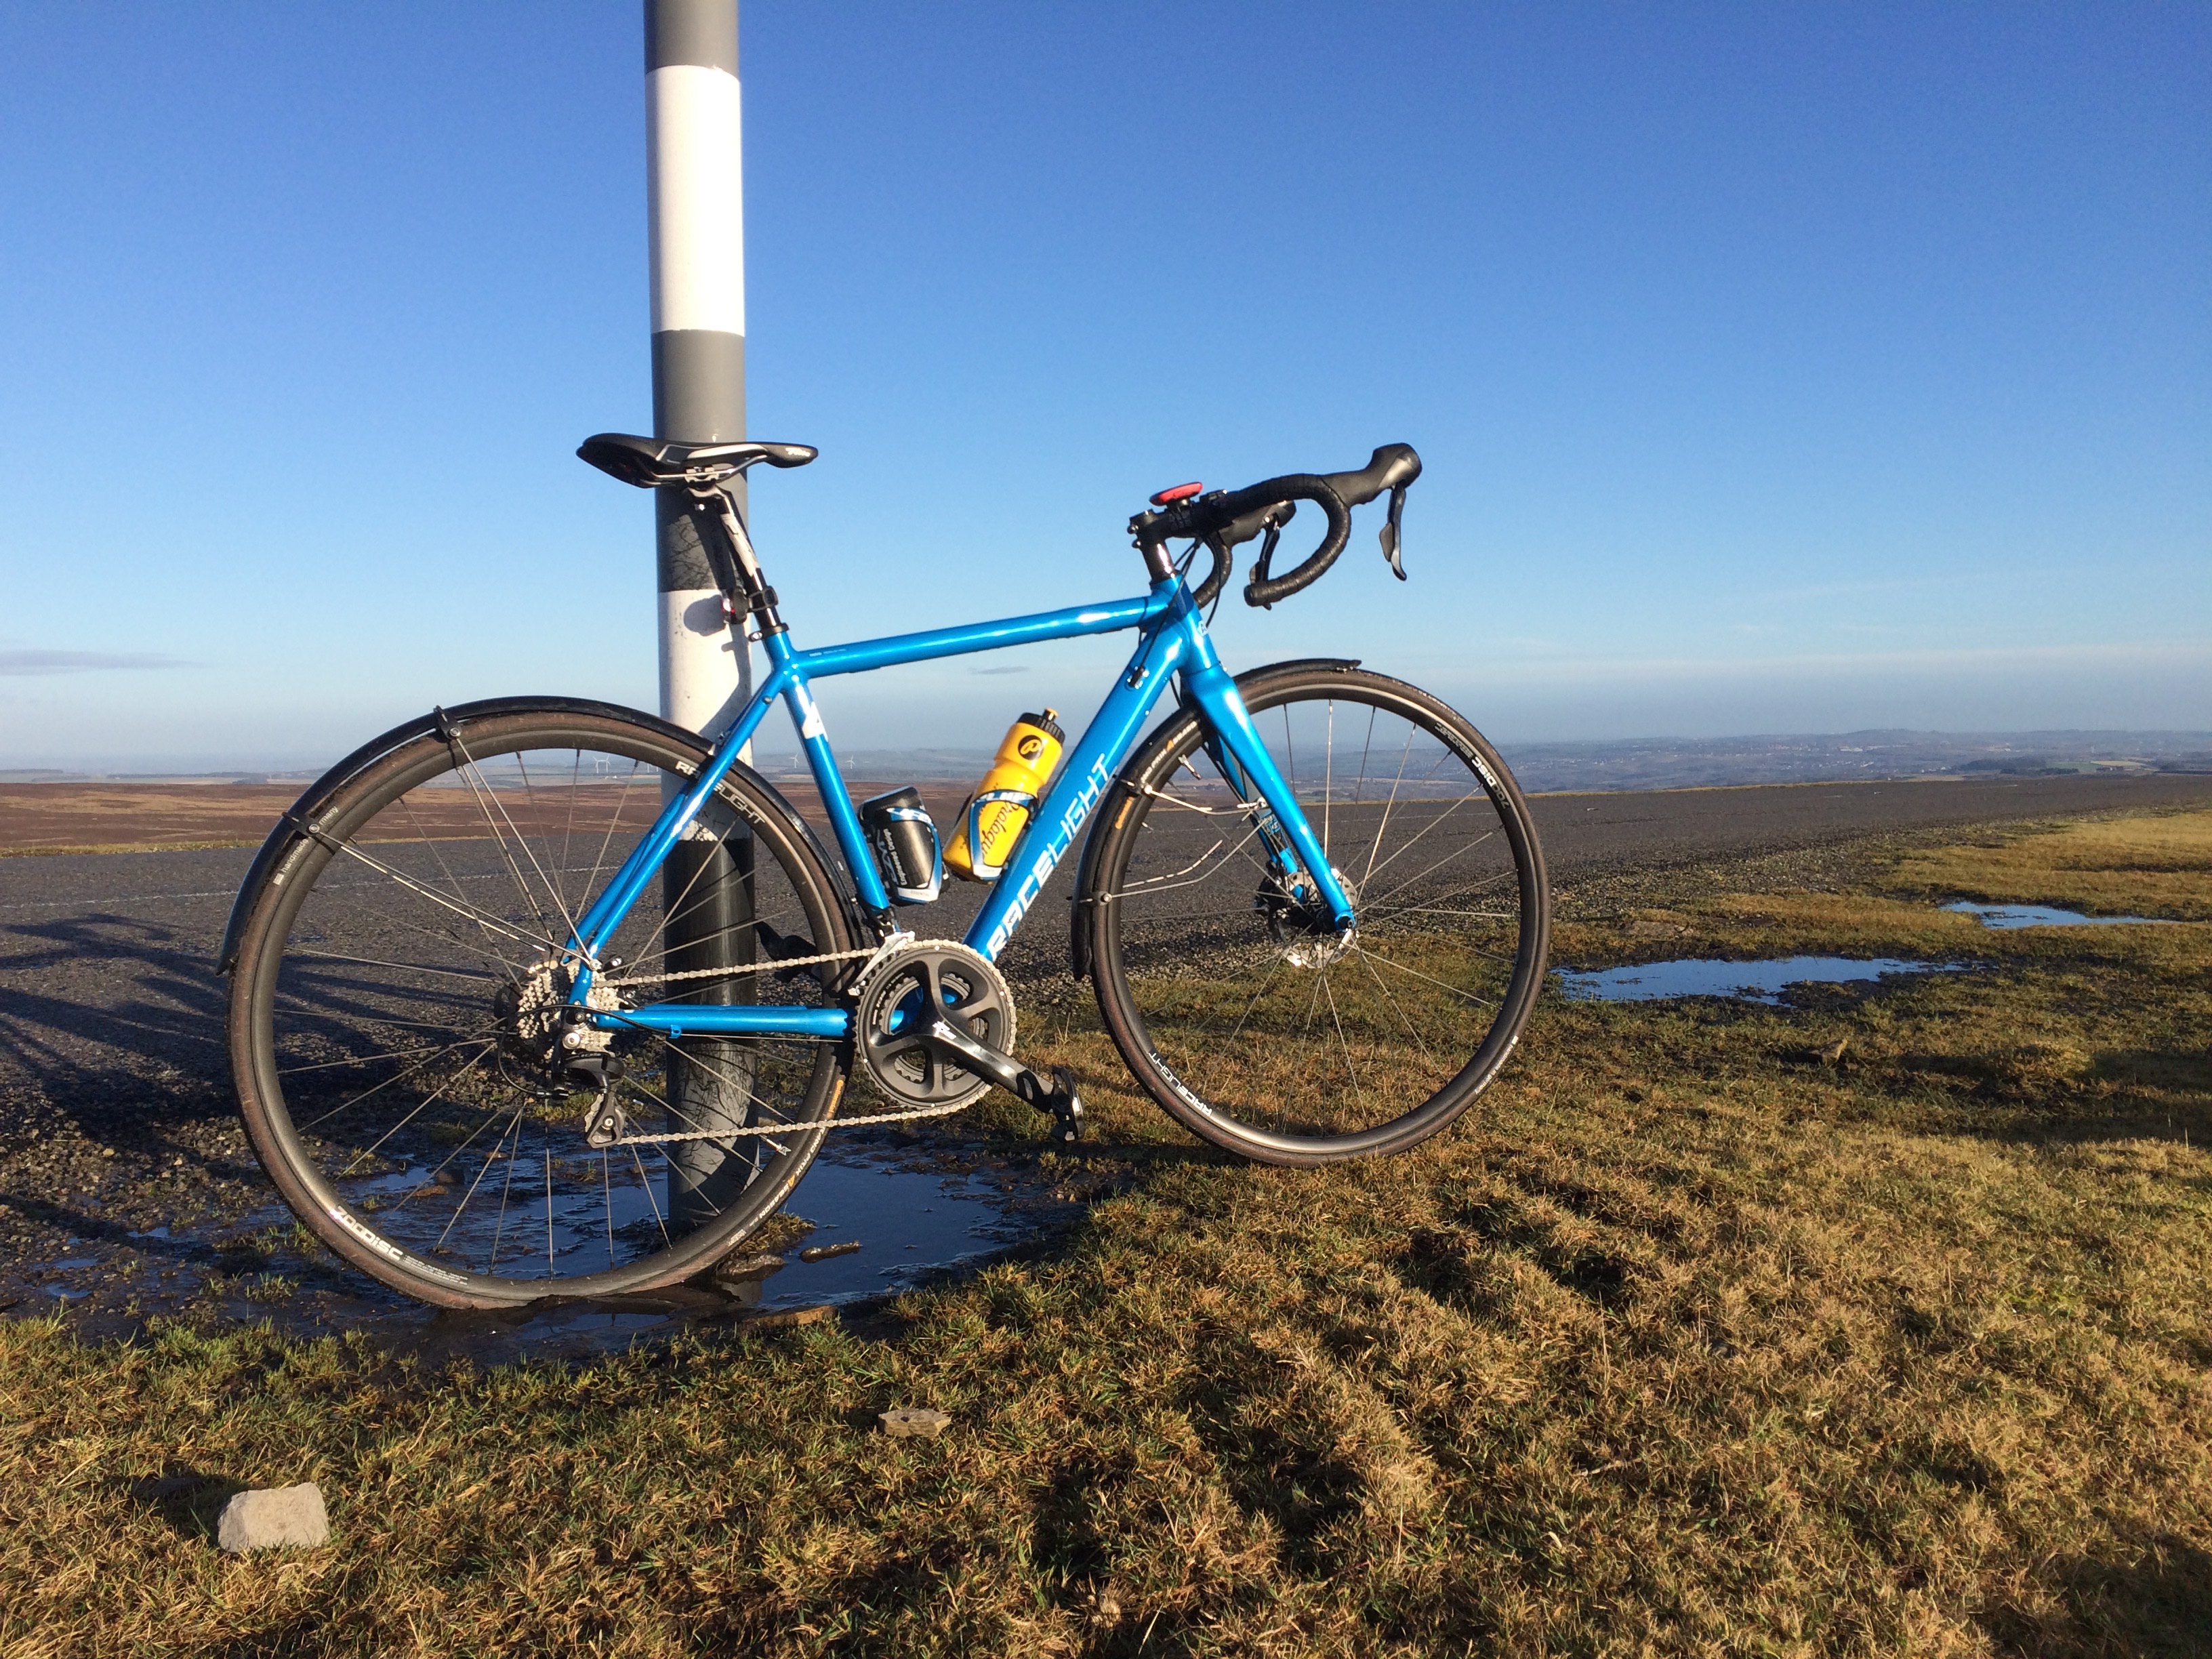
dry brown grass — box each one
[3,811,2211,1654]
[1883,810,2212,921]
[0,783,301,855]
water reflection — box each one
[1556,956,1962,1004]
[1944,901,2171,929]
[3,1149,1062,1365]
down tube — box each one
[966,611,1195,960]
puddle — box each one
[1556,956,1963,1004]
[758,1156,1037,1309]
[1944,901,2173,929]
[1,1147,1069,1365]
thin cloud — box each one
[0,650,190,675]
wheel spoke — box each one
[326,836,563,956]
[434,1105,527,1251]
[330,1042,497,1178]
[1356,945,1501,1010]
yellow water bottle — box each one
[944,710,1065,882]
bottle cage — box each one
[960,789,1038,882]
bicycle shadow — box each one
[0,910,230,1122]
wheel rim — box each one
[1101,678,1543,1157]
[238,716,847,1300]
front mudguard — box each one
[1065,657,1359,981]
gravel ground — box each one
[3,768,2207,1351]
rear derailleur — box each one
[563,1047,631,1149]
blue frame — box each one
[567,575,1353,1040]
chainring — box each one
[852,939,1017,1110]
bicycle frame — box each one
[565,575,1355,1041]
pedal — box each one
[1033,1066,1086,1145]
[921,1021,1086,1143]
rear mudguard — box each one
[215,695,864,974]
[1065,657,1359,981]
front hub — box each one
[1256,867,1357,968]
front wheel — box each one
[1085,666,1549,1165]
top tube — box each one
[788,592,1170,680]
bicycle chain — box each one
[600,944,876,990]
[606,1097,973,1146]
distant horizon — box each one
[8,724,2207,787]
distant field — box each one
[0,780,972,857]
[0,782,302,855]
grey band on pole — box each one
[647,0,739,76]
[652,329,746,594]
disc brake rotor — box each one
[1256,867,1358,968]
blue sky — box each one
[1,1,2205,772]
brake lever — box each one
[1250,521,1285,609]
[1379,484,1409,580]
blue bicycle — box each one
[222,435,1550,1307]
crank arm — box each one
[922,1020,1087,1143]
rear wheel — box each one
[1086,667,1548,1164]
[226,705,856,1307]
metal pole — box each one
[646,0,754,1232]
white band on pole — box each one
[647,65,745,338]
[657,588,748,740]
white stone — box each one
[880,1407,952,1439]
[215,1482,329,1553]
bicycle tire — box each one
[1084,665,1549,1165]
[226,703,857,1308]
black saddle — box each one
[577,432,818,490]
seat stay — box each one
[566,665,790,970]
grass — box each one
[4,812,2211,1655]
[0,838,265,858]
[1881,812,2212,923]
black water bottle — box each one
[858,787,942,905]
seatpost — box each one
[689,484,788,636]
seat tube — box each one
[764,633,889,915]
